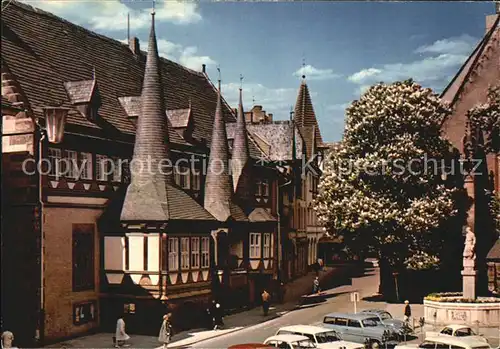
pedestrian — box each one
[313,276,320,294]
[403,300,412,323]
[261,289,270,316]
[1,331,18,349]
[158,313,173,349]
[115,315,130,348]
[211,300,223,330]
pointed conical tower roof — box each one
[231,86,251,200]
[294,77,323,159]
[121,11,172,222]
[204,83,247,221]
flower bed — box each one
[425,292,500,303]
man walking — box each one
[158,313,173,349]
[403,300,412,323]
[313,276,320,294]
[115,314,130,348]
[261,289,270,316]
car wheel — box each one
[370,340,381,349]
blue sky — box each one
[23,1,496,141]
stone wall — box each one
[424,300,500,327]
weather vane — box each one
[302,55,306,79]
[152,0,156,15]
[240,74,244,89]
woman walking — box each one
[158,313,173,349]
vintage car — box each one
[359,309,414,337]
[322,312,399,347]
[394,336,491,349]
[276,325,365,349]
[264,334,317,348]
[228,344,275,349]
[425,325,488,343]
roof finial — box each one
[301,56,306,80]
[252,96,255,105]
[92,66,96,80]
[152,0,156,16]
[240,74,244,90]
[188,97,192,110]
[496,1,500,14]
[217,65,221,91]
[290,106,294,121]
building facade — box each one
[1,1,326,346]
[440,9,499,294]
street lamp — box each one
[41,106,70,144]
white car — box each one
[276,325,365,349]
[264,334,317,348]
[425,325,488,343]
[394,336,491,349]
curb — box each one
[165,312,285,348]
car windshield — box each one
[315,331,341,343]
[292,339,316,348]
[362,318,379,327]
[380,312,392,320]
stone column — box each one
[462,259,477,300]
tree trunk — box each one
[378,256,397,300]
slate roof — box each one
[120,12,214,223]
[204,87,247,222]
[64,80,96,104]
[231,88,251,198]
[487,239,500,260]
[1,0,236,148]
[294,80,323,158]
[440,15,499,108]
[228,121,304,162]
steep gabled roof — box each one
[487,239,500,261]
[232,88,251,197]
[440,14,500,108]
[294,80,323,158]
[204,86,247,222]
[120,12,214,223]
[1,0,235,147]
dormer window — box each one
[64,80,101,123]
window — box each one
[263,233,271,258]
[168,237,179,271]
[96,154,109,181]
[112,157,122,182]
[455,328,473,336]
[362,319,378,327]
[72,224,95,291]
[441,328,453,336]
[249,233,261,258]
[48,148,62,177]
[192,171,201,191]
[201,237,210,268]
[334,317,348,326]
[174,166,190,189]
[262,179,269,197]
[73,301,96,326]
[191,237,200,268]
[348,320,361,328]
[419,342,437,349]
[80,152,93,180]
[323,317,336,325]
[255,179,262,196]
[65,150,78,179]
[181,237,190,270]
[123,303,136,314]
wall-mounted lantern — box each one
[42,106,69,144]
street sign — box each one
[350,292,359,313]
[350,292,359,302]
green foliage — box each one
[488,191,500,238]
[315,80,464,270]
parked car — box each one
[264,334,317,348]
[322,312,399,348]
[394,336,491,349]
[276,325,365,349]
[228,345,275,349]
[425,325,488,343]
[359,309,414,337]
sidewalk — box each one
[43,267,344,348]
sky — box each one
[18,0,497,142]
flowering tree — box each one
[315,80,466,297]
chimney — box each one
[129,37,140,55]
[202,64,206,73]
[268,113,273,122]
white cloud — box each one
[415,34,477,56]
[293,64,342,81]
[179,47,216,71]
[326,103,349,111]
[21,0,202,30]
[348,68,381,84]
[347,34,477,96]
[221,82,312,118]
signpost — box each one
[350,292,360,313]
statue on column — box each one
[463,226,476,260]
